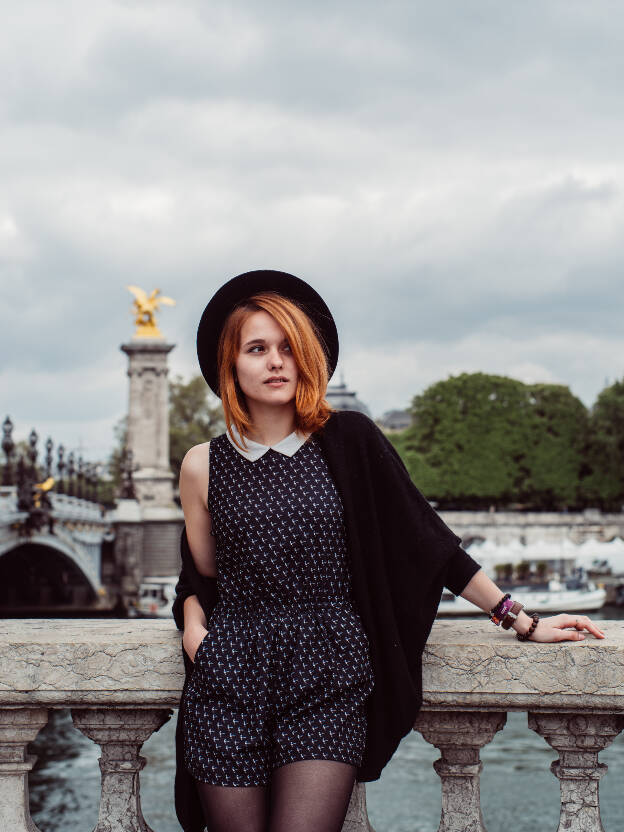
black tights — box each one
[195,760,357,832]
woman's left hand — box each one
[524,613,606,643]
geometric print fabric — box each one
[182,432,375,786]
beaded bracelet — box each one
[491,598,514,625]
[490,592,511,625]
[489,593,512,625]
[516,613,539,641]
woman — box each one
[172,269,605,832]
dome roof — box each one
[326,378,371,417]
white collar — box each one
[226,424,309,461]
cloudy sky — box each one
[2,0,623,461]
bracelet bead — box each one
[516,613,539,641]
[490,592,510,614]
[501,600,524,630]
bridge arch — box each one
[0,532,102,610]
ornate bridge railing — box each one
[2,416,104,503]
[1,620,622,832]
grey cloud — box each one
[6,0,624,135]
[2,0,624,445]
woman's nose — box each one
[267,347,283,368]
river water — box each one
[30,607,624,832]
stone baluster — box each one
[0,707,48,832]
[528,711,624,832]
[343,781,375,832]
[72,707,172,832]
[414,710,507,832]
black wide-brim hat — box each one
[196,269,339,397]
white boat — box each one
[131,576,178,618]
[437,576,607,616]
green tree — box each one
[106,375,224,495]
[522,383,589,508]
[394,373,534,507]
[536,561,548,580]
[581,380,624,509]
[494,563,514,583]
[391,373,588,509]
[107,416,127,488]
[169,374,224,476]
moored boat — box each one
[130,576,178,618]
[438,576,607,616]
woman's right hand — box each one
[183,624,209,663]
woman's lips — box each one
[265,379,288,387]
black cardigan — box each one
[172,410,481,832]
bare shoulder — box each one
[180,442,211,484]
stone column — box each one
[72,707,172,832]
[414,710,507,832]
[0,707,48,832]
[113,516,145,612]
[528,711,624,832]
[121,339,175,507]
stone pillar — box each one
[0,707,48,832]
[72,707,172,832]
[528,712,624,832]
[121,339,175,507]
[113,515,145,611]
[414,710,507,832]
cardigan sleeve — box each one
[443,546,482,596]
[171,526,219,631]
[362,413,483,596]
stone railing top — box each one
[0,619,623,710]
[424,619,624,711]
[439,508,624,525]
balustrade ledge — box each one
[0,619,623,832]
[0,618,622,709]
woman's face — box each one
[235,310,299,407]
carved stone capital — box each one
[528,711,624,832]
[0,707,48,832]
[72,707,172,832]
[414,710,506,832]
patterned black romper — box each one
[182,429,375,787]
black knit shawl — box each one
[172,410,481,832]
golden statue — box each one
[127,286,176,338]
[33,477,54,508]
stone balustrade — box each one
[0,619,622,832]
[439,508,624,545]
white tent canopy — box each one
[465,537,624,577]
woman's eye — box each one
[247,344,290,353]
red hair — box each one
[217,292,334,449]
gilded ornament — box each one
[126,286,176,338]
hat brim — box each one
[196,270,339,397]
